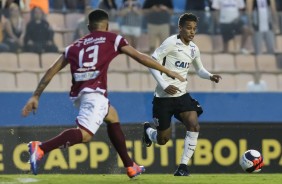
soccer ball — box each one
[240,149,264,173]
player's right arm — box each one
[120,45,185,82]
[22,54,68,117]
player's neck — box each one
[91,27,107,33]
[180,37,190,46]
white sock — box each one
[180,131,199,165]
[146,127,157,143]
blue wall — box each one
[0,92,281,127]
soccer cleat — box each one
[142,122,152,147]
[126,162,145,178]
[174,164,190,176]
[28,141,44,175]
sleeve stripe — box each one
[114,35,122,51]
[64,45,71,58]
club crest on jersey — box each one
[190,46,196,58]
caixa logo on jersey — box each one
[175,61,190,68]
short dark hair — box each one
[88,9,109,24]
[178,13,198,27]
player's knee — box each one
[82,134,92,142]
[80,129,93,142]
[104,106,119,123]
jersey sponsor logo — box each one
[83,37,106,45]
[77,66,96,72]
[175,61,190,68]
[73,71,100,81]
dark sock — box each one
[40,128,83,154]
[107,123,133,167]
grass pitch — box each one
[0,174,281,184]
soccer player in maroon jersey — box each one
[21,9,185,177]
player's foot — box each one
[174,164,190,176]
[28,141,44,175]
[142,122,152,147]
[126,162,145,178]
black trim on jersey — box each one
[177,34,180,39]
[161,57,166,75]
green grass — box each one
[0,174,282,184]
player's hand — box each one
[210,74,222,83]
[21,96,39,117]
[164,85,181,95]
[166,71,185,82]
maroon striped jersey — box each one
[64,31,128,98]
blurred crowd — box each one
[1,0,282,55]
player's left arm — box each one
[193,49,221,83]
[22,54,68,117]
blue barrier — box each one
[0,92,281,126]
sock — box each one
[39,128,83,154]
[146,127,157,143]
[107,123,133,167]
[180,131,199,165]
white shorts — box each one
[74,92,109,135]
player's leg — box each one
[104,105,145,178]
[173,94,203,176]
[173,111,199,176]
[28,92,106,175]
[143,97,173,146]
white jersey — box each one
[151,34,212,98]
[212,0,245,23]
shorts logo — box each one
[153,117,159,127]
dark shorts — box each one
[152,93,203,131]
[220,20,243,42]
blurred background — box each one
[0,0,281,175]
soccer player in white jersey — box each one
[142,13,222,176]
